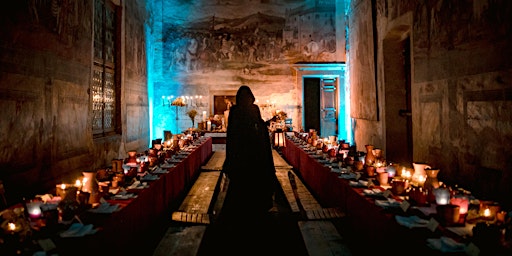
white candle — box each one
[8,222,16,231]
[207,121,211,131]
[417,175,427,186]
[202,111,207,122]
[27,201,42,219]
[434,188,450,205]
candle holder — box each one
[434,187,451,205]
[365,166,375,177]
[391,178,407,196]
[409,186,428,206]
[82,171,100,206]
[496,211,507,223]
[25,200,43,220]
[376,171,389,186]
[436,204,460,226]
[0,208,31,254]
[479,201,500,222]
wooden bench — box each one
[171,170,220,224]
[171,151,228,224]
[201,151,225,171]
[157,151,229,256]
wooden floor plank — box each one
[299,220,352,256]
[275,167,345,221]
[275,168,301,213]
[272,149,292,168]
[152,225,207,256]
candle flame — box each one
[60,183,66,189]
[401,170,412,179]
[484,208,491,217]
[8,222,16,231]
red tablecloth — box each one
[282,137,443,255]
[55,137,212,255]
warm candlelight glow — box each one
[75,179,82,187]
[434,188,450,205]
[27,201,42,219]
[401,169,412,180]
[7,222,16,231]
[483,208,491,217]
[60,183,66,189]
[417,175,427,186]
[450,196,469,214]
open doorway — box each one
[293,63,348,141]
[383,30,412,165]
[304,78,321,133]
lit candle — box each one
[375,162,387,173]
[401,169,412,180]
[417,175,427,187]
[386,164,396,178]
[26,201,43,219]
[207,120,211,131]
[122,164,131,174]
[450,196,469,214]
[483,208,491,217]
[434,188,450,205]
[7,222,16,231]
[56,183,68,198]
[202,111,207,122]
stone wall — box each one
[350,0,512,208]
[0,0,149,204]
[148,0,347,137]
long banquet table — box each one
[54,137,212,255]
[281,136,469,255]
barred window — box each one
[93,0,120,137]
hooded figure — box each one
[221,85,277,222]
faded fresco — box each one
[161,0,337,86]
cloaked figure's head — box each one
[235,85,255,107]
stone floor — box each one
[194,187,310,256]
[150,149,356,256]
